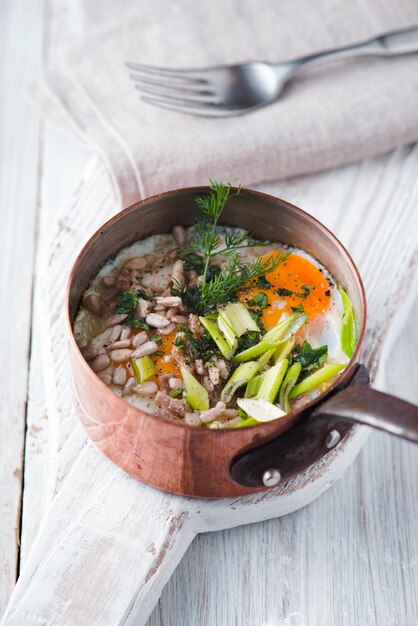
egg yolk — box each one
[239,251,331,330]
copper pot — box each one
[66,187,418,498]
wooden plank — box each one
[0,0,44,614]
[2,143,417,626]
[19,126,89,566]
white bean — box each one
[113,366,127,386]
[76,337,88,349]
[80,344,99,361]
[172,225,187,246]
[132,331,148,347]
[84,293,103,316]
[155,296,182,307]
[131,341,158,358]
[108,340,131,350]
[120,327,132,340]
[102,276,116,287]
[158,322,176,335]
[124,256,147,270]
[146,313,170,328]
[170,315,188,324]
[122,377,137,396]
[97,372,112,386]
[169,377,184,390]
[91,354,111,372]
[109,324,122,342]
[109,349,133,363]
[133,381,158,397]
[105,314,127,327]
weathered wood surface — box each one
[1,1,418,624]
[0,0,44,611]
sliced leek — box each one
[219,302,260,336]
[237,398,286,422]
[234,416,259,428]
[245,373,265,398]
[257,348,276,371]
[257,358,288,403]
[339,286,357,358]
[216,311,238,352]
[278,362,302,412]
[289,363,345,399]
[199,316,236,360]
[272,337,295,364]
[233,312,307,362]
[132,355,155,383]
[220,361,259,403]
[180,366,209,411]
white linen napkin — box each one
[34,0,418,206]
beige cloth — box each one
[36,0,418,206]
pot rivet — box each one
[262,468,281,487]
[324,429,341,449]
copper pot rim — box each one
[65,185,367,440]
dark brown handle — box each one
[230,365,418,489]
[312,385,418,443]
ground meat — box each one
[189,314,203,337]
[154,391,190,417]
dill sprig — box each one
[173,254,286,315]
[180,179,239,285]
[175,178,292,314]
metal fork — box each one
[127,26,418,117]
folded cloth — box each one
[34,0,418,206]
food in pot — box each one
[73,180,357,428]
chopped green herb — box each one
[256,275,271,289]
[294,285,315,298]
[122,313,150,330]
[247,292,269,309]
[276,285,315,299]
[291,303,305,314]
[169,388,184,399]
[136,289,151,301]
[176,324,220,361]
[276,287,293,297]
[150,334,162,345]
[237,331,261,353]
[115,290,138,314]
[181,252,205,274]
[288,341,328,380]
[173,335,185,351]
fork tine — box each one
[129,73,211,93]
[134,83,218,104]
[126,62,206,83]
[140,95,235,117]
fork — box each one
[127,26,418,117]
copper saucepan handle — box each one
[230,365,418,488]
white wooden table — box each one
[1,2,417,625]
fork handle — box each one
[286,26,418,75]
